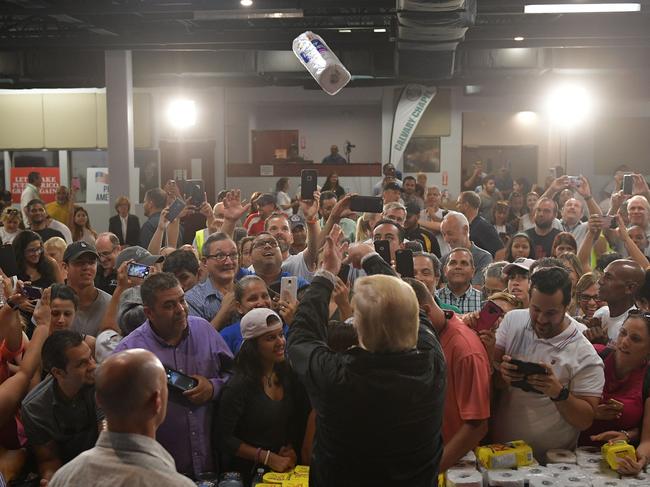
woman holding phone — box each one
[578,311,650,473]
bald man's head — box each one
[599,259,646,304]
[95,349,167,425]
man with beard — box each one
[140,188,172,249]
[22,330,103,484]
[402,176,424,210]
[185,233,241,327]
[525,197,561,258]
[493,266,604,460]
[26,199,65,242]
[288,214,307,255]
[114,273,233,479]
[478,174,503,220]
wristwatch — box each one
[551,386,570,402]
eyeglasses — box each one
[252,239,279,250]
[25,247,43,255]
[205,252,238,262]
[98,248,118,259]
[578,293,601,303]
[4,209,18,215]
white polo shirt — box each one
[492,309,604,460]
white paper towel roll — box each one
[446,468,482,487]
[546,449,577,464]
[590,479,628,487]
[545,463,580,474]
[576,454,602,469]
[292,32,351,96]
[521,466,552,477]
[575,446,600,456]
[528,476,557,487]
[486,470,525,486]
[558,471,590,483]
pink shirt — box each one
[579,344,647,446]
[439,313,492,444]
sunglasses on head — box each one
[628,309,650,321]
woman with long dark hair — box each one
[12,231,62,335]
[70,206,98,245]
[321,173,345,200]
[503,232,533,262]
[217,308,308,483]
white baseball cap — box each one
[240,308,283,342]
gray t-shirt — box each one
[72,289,112,337]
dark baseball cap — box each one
[405,202,421,216]
[116,246,164,269]
[289,214,306,230]
[63,241,99,263]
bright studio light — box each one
[240,0,253,6]
[167,99,197,130]
[546,84,593,128]
[516,111,538,124]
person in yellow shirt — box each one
[46,186,73,225]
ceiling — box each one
[0,0,649,96]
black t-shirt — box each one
[525,227,561,259]
[469,216,504,257]
[94,269,117,295]
[34,227,65,242]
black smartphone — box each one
[374,240,391,264]
[165,366,198,392]
[300,169,318,200]
[599,215,619,230]
[0,245,18,277]
[22,285,42,300]
[623,174,634,195]
[337,263,351,283]
[184,179,205,204]
[166,198,186,223]
[127,262,150,279]
[349,195,383,213]
[395,249,414,278]
[509,358,547,376]
[475,300,504,332]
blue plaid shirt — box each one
[435,285,482,314]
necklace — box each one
[264,372,274,388]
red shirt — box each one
[439,313,492,444]
[579,344,647,446]
[243,212,266,236]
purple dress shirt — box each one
[114,316,233,478]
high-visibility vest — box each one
[194,228,207,258]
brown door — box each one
[159,140,216,244]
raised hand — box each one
[300,191,320,221]
[223,189,251,221]
[320,224,344,275]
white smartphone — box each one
[280,276,297,302]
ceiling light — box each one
[514,36,525,41]
[515,111,537,124]
[373,28,387,33]
[167,99,197,130]
[338,29,352,33]
[525,3,640,13]
[240,0,253,6]
[546,84,593,128]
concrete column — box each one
[214,87,226,192]
[105,50,136,209]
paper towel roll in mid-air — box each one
[292,32,351,96]
[546,449,577,464]
[486,470,525,486]
[445,468,482,487]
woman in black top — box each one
[321,172,345,200]
[13,231,61,336]
[217,308,308,482]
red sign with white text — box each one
[11,167,60,204]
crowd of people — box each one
[0,164,649,486]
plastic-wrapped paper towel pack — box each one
[445,468,482,487]
[292,32,351,95]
